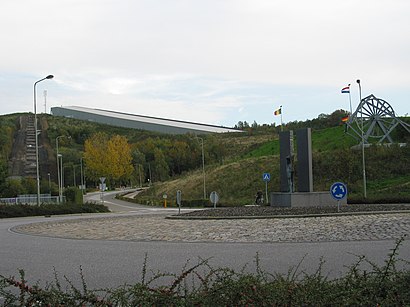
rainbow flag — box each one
[341,116,349,123]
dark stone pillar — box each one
[296,128,313,192]
[279,131,294,192]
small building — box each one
[51,106,242,135]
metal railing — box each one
[0,194,65,205]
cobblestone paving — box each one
[14,213,410,243]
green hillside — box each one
[143,126,410,206]
[0,111,409,204]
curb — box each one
[165,210,410,220]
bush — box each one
[0,202,109,218]
[63,187,83,205]
[348,195,410,204]
[0,237,408,306]
[181,199,209,207]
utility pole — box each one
[357,79,367,198]
[43,90,47,114]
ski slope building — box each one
[51,106,242,135]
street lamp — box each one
[47,173,51,194]
[56,135,67,202]
[34,75,54,206]
[72,164,76,187]
[80,157,85,194]
[197,137,206,199]
[357,79,367,198]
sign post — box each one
[176,190,182,214]
[163,193,168,208]
[263,173,271,205]
[210,191,219,209]
[330,182,347,212]
[99,177,106,204]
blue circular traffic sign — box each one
[330,182,347,200]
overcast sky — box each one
[0,0,409,127]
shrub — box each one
[348,195,410,204]
[63,187,83,205]
[0,237,408,306]
[0,202,109,218]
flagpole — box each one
[280,105,283,131]
[348,83,352,114]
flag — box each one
[274,108,281,115]
[341,116,349,123]
[341,86,350,94]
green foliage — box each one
[0,114,19,190]
[0,202,108,218]
[0,238,408,306]
[0,177,38,198]
[2,111,409,203]
[63,187,84,205]
[181,199,210,207]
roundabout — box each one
[12,211,410,243]
[1,191,409,290]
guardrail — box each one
[0,194,65,204]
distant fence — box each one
[0,194,65,205]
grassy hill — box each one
[1,112,409,204]
[140,125,410,206]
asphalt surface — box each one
[1,190,409,291]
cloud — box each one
[0,0,409,126]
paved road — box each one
[1,191,409,291]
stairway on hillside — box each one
[8,115,54,181]
[25,115,37,178]
[8,115,38,178]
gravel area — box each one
[175,204,410,218]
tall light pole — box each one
[56,135,67,202]
[34,75,54,206]
[73,164,76,187]
[139,165,143,188]
[357,79,367,198]
[197,137,206,199]
[47,173,51,194]
[80,157,85,194]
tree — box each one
[84,132,109,180]
[84,133,133,183]
[153,148,169,182]
[106,135,134,182]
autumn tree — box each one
[153,148,169,182]
[84,132,133,184]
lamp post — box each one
[73,164,76,187]
[56,135,67,202]
[34,75,54,205]
[357,79,367,198]
[80,157,85,194]
[139,164,142,188]
[197,137,206,199]
[47,173,51,194]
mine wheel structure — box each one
[346,94,410,144]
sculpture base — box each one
[270,192,347,208]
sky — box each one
[0,0,409,128]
